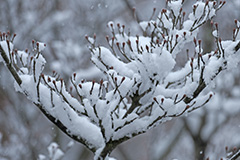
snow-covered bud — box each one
[70,86,73,93]
[121,77,125,83]
[109,66,114,70]
[233,147,237,151]
[161,98,164,104]
[198,40,201,46]
[215,22,218,30]
[12,33,16,41]
[92,80,95,86]
[234,19,238,26]
[100,79,103,85]
[183,32,186,37]
[205,0,209,6]
[52,80,56,85]
[225,146,228,152]
[93,33,96,39]
[85,35,88,40]
[193,5,197,10]
[161,9,167,14]
[127,39,131,46]
[176,34,179,40]
[122,42,125,48]
[25,49,28,53]
[190,61,193,68]
[153,97,157,102]
[233,28,236,34]
[78,84,82,89]
[117,23,120,28]
[209,94,213,98]
[185,105,190,109]
[146,45,149,52]
[116,42,120,47]
[208,54,212,59]
[193,37,197,46]
[136,39,139,45]
[132,7,136,13]
[114,77,117,82]
[183,11,186,17]
[219,38,222,43]
[210,20,214,27]
[73,73,76,79]
[191,57,194,62]
[41,74,44,79]
[106,35,109,42]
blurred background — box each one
[0,0,239,159]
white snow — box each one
[47,142,64,160]
[168,0,182,16]
[0,41,14,62]
[37,41,46,52]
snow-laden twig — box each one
[0,0,240,160]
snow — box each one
[38,154,46,160]
[67,141,74,148]
[168,0,182,16]
[32,54,46,82]
[212,30,218,38]
[203,57,223,84]
[37,41,46,52]
[47,142,64,160]
[18,50,29,66]
[0,41,14,63]
[92,47,134,77]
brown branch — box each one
[0,43,96,153]
[34,102,96,153]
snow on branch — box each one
[0,1,240,160]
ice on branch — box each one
[0,0,239,160]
